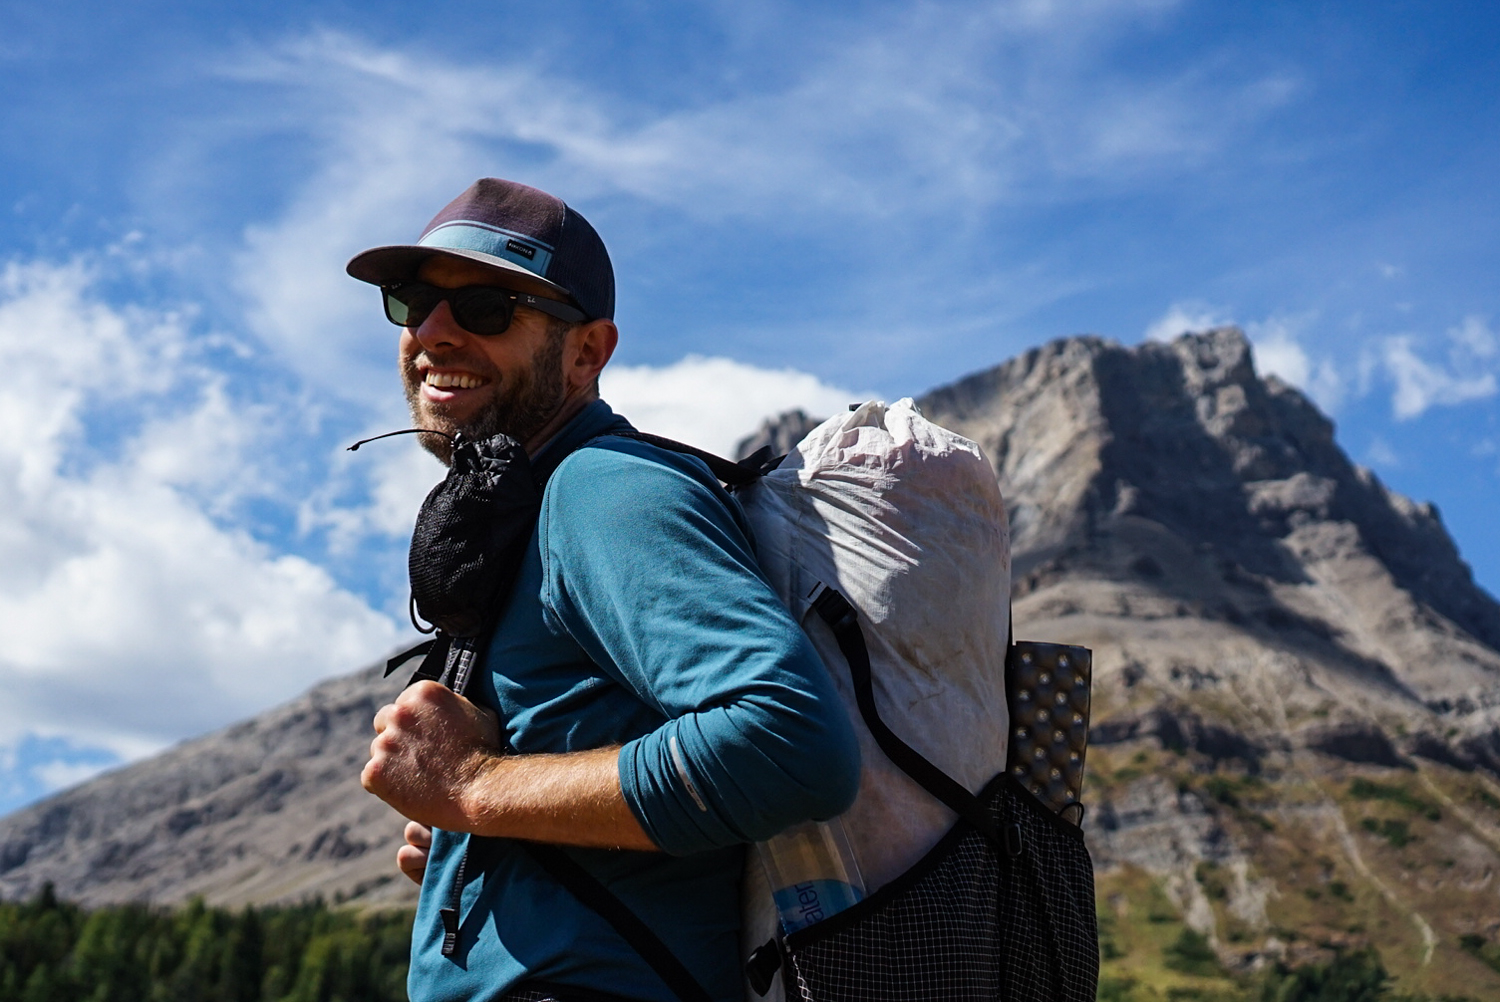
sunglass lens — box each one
[384,284,442,328]
[450,287,516,336]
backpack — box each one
[384,400,1100,1002]
[727,400,1099,1002]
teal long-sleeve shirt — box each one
[408,400,861,1002]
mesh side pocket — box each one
[783,778,1098,1002]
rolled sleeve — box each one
[539,441,860,856]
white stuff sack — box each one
[737,398,1011,998]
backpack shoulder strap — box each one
[523,842,716,1002]
[598,431,775,487]
[809,584,1004,847]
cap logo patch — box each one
[418,221,554,277]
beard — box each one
[402,330,567,466]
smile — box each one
[424,371,487,390]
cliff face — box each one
[3,329,1499,996]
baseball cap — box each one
[346,178,614,321]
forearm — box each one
[362,682,657,852]
[457,745,658,851]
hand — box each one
[363,681,657,851]
[362,680,504,830]
[397,821,432,885]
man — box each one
[348,178,860,1002]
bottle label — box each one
[772,879,863,933]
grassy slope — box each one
[1087,744,1500,1000]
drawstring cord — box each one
[346,429,456,636]
[347,427,457,451]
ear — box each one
[565,319,619,393]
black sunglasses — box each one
[382,281,587,336]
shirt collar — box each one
[530,398,634,480]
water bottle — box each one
[755,817,867,934]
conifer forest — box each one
[0,882,1491,1002]
[0,887,409,1002]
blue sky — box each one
[1,0,1497,815]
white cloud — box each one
[1449,314,1497,360]
[33,758,114,794]
[601,355,864,457]
[1366,437,1399,468]
[1252,327,1310,385]
[0,260,401,801]
[1246,316,1343,412]
[1381,317,1499,420]
[1144,301,1233,342]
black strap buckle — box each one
[439,906,460,956]
[1004,821,1025,859]
[809,583,858,633]
[745,937,785,997]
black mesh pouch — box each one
[780,775,1098,1002]
[409,433,542,638]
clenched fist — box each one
[362,680,503,831]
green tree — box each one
[1261,947,1389,1002]
[1164,928,1224,978]
[69,904,153,1002]
[221,908,265,1002]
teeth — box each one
[425,372,484,389]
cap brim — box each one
[345,245,574,304]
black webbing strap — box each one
[810,584,1004,847]
[607,431,766,487]
[438,845,471,956]
[523,843,716,1002]
[385,637,439,677]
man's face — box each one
[399,257,569,462]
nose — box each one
[411,300,470,352]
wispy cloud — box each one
[1366,436,1400,469]
[1144,301,1234,342]
[1381,316,1498,420]
[209,10,1303,404]
[1245,316,1343,412]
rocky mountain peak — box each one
[920,328,1500,657]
